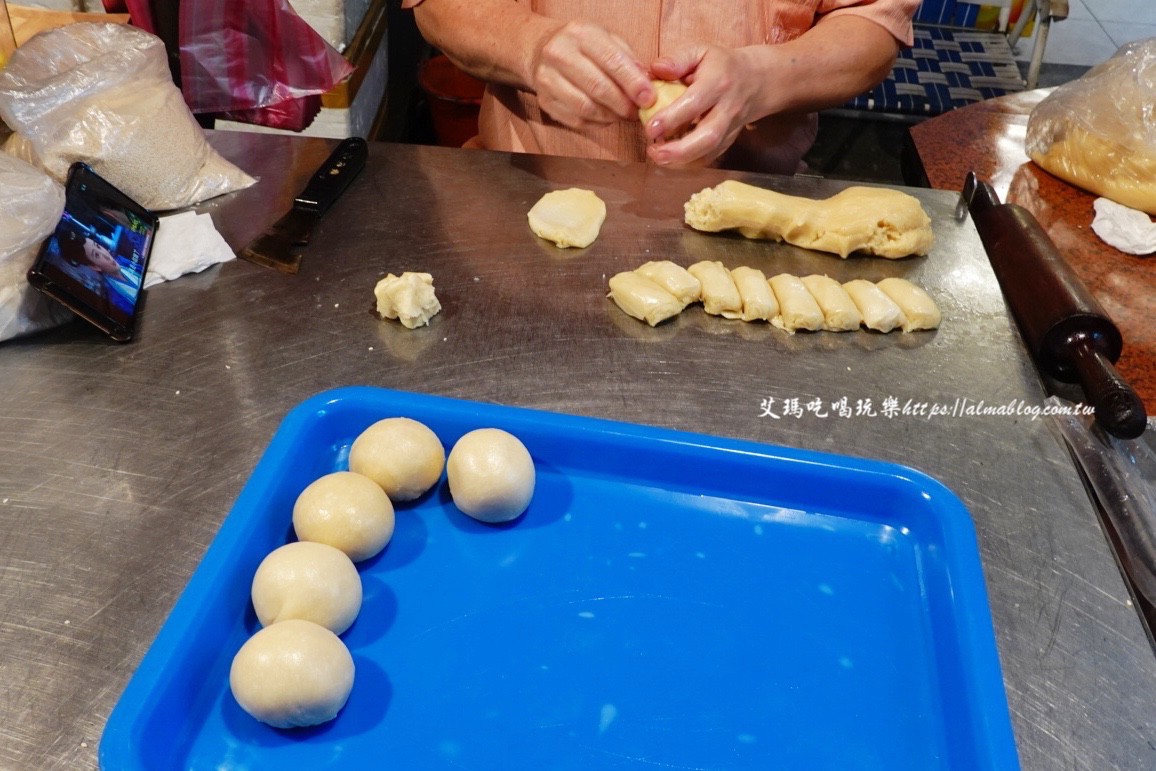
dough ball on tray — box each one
[447,428,536,524]
[349,417,446,502]
[229,619,355,729]
[251,541,362,634]
[293,471,395,562]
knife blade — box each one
[239,136,369,274]
[962,171,1147,439]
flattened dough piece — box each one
[730,266,778,322]
[684,180,934,258]
[635,260,701,305]
[769,273,824,333]
[800,274,861,332]
[374,272,441,329]
[843,279,905,332]
[876,277,941,332]
[687,260,742,317]
[608,271,684,326]
[528,188,607,248]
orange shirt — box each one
[406,0,918,173]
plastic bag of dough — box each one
[0,154,74,342]
[0,23,255,211]
[1025,40,1156,214]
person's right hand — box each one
[530,20,655,129]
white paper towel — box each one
[1091,198,1156,256]
[144,210,235,288]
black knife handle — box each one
[1070,335,1148,439]
[294,137,369,216]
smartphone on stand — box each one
[27,163,159,342]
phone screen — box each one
[28,164,158,342]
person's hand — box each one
[644,44,771,167]
[530,20,655,129]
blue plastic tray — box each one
[100,386,1019,770]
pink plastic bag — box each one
[116,0,352,132]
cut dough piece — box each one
[730,266,778,322]
[876,277,941,332]
[251,542,362,635]
[230,619,355,729]
[634,260,701,305]
[769,273,824,333]
[608,271,684,326]
[843,279,905,332]
[374,272,441,329]
[687,260,742,317]
[527,188,607,248]
[800,274,862,332]
[349,417,446,502]
[293,471,396,562]
[447,428,536,523]
[684,180,934,258]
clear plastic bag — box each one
[0,22,255,211]
[0,153,74,342]
[1026,38,1156,215]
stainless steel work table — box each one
[1,134,1153,770]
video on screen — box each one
[39,179,155,323]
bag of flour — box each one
[0,22,255,211]
[0,154,74,342]
[1026,39,1156,215]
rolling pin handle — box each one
[1070,335,1148,439]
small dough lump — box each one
[230,619,355,729]
[349,417,446,502]
[251,541,363,634]
[293,471,395,562]
[447,428,536,523]
[527,188,607,248]
[374,272,441,329]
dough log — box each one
[684,180,934,259]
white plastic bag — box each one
[0,154,74,342]
[0,22,255,210]
[1026,39,1156,215]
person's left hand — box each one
[643,44,771,167]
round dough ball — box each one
[639,79,688,124]
[447,428,536,523]
[251,541,363,634]
[348,417,446,501]
[229,619,355,729]
[293,471,395,562]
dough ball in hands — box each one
[639,80,688,127]
[349,417,446,501]
[251,541,362,634]
[229,619,355,729]
[447,428,536,523]
[293,471,395,562]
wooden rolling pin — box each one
[963,172,1147,439]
